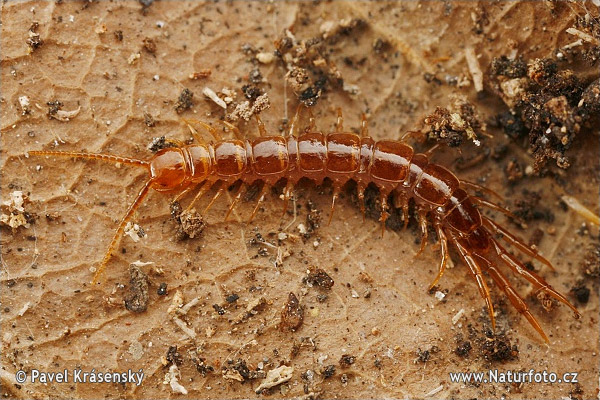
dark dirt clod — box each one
[581,245,600,278]
[124,264,149,313]
[512,190,554,223]
[491,56,527,78]
[242,84,263,100]
[322,364,336,378]
[480,332,519,362]
[142,37,157,53]
[174,88,194,114]
[157,282,168,296]
[455,341,472,357]
[280,292,304,332]
[226,293,240,303]
[571,284,590,304]
[114,30,123,41]
[416,346,439,363]
[339,354,356,368]
[304,266,334,289]
[192,356,214,377]
[491,56,598,172]
[166,345,183,367]
[148,136,173,152]
[46,100,63,117]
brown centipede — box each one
[27,105,581,343]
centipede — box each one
[27,105,581,343]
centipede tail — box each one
[27,105,580,341]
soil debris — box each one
[174,88,194,113]
[303,267,334,289]
[280,292,304,332]
[124,264,149,313]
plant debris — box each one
[255,365,294,394]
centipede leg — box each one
[185,180,214,212]
[172,183,198,203]
[461,180,503,201]
[450,232,496,330]
[249,183,269,223]
[225,183,245,222]
[288,104,303,138]
[428,221,448,290]
[182,118,223,141]
[281,180,295,218]
[379,191,390,237]
[482,217,554,271]
[93,179,153,284]
[473,254,549,343]
[357,181,367,221]
[328,183,342,226]
[336,108,343,132]
[424,143,441,157]
[360,113,368,137]
[256,114,267,136]
[203,182,225,214]
[221,121,243,140]
[306,107,316,132]
[489,237,581,318]
[415,208,429,257]
[473,197,521,223]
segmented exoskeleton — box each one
[28,106,580,342]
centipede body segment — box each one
[27,105,581,343]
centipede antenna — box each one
[360,113,369,137]
[336,107,343,132]
[92,179,153,284]
[221,120,243,140]
[27,150,150,169]
[255,114,267,137]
